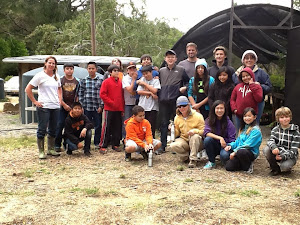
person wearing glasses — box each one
[169,96,205,168]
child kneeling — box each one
[124,105,161,161]
[64,102,94,156]
[225,107,262,173]
[263,107,300,176]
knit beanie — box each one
[241,50,258,63]
[195,58,208,69]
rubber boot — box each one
[47,135,60,156]
[37,138,46,159]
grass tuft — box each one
[184,178,193,183]
[294,189,300,197]
[119,174,126,179]
[0,135,36,150]
[176,165,185,171]
[240,190,260,197]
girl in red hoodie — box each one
[230,67,263,130]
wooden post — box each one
[228,0,234,66]
[90,0,96,56]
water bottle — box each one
[148,149,153,167]
[170,120,175,142]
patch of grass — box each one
[119,174,126,179]
[240,190,260,197]
[132,201,146,210]
[224,190,236,195]
[176,165,185,171]
[38,168,50,175]
[205,179,217,183]
[184,178,193,183]
[0,135,36,150]
[24,169,34,178]
[294,189,300,197]
[112,167,120,171]
[104,189,118,196]
[69,187,99,196]
[0,191,15,195]
[0,98,9,102]
[84,188,99,195]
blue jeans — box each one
[37,107,60,139]
[257,101,265,125]
[204,137,232,164]
[122,105,135,138]
[55,107,69,148]
[84,109,102,146]
[232,114,241,134]
[65,129,92,151]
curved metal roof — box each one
[172,4,300,64]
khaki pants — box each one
[170,134,203,161]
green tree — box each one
[26,0,183,66]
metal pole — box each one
[290,0,294,28]
[228,0,234,66]
[90,0,96,56]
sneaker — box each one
[99,148,107,154]
[112,146,122,152]
[269,170,281,176]
[125,152,131,162]
[65,144,72,155]
[84,150,91,157]
[140,151,148,160]
[95,145,100,150]
[203,161,216,169]
[155,148,165,155]
[246,162,254,174]
[55,147,62,152]
[188,160,197,168]
[201,150,208,160]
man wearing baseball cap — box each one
[157,49,190,154]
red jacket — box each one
[230,67,263,118]
[100,76,124,111]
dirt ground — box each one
[0,112,300,225]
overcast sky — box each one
[117,0,292,32]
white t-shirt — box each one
[137,77,161,111]
[122,74,136,105]
[29,71,61,109]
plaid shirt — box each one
[78,75,103,111]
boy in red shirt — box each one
[124,105,161,161]
[99,64,124,153]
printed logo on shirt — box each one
[143,126,147,133]
[198,81,204,93]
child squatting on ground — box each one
[225,107,262,174]
[63,102,94,156]
[124,105,162,162]
[263,107,300,176]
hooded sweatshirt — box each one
[230,67,263,118]
[124,117,153,148]
[208,58,235,79]
[64,112,94,145]
[267,124,300,161]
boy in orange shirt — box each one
[124,105,161,161]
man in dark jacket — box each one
[158,50,190,154]
[208,46,235,79]
[64,102,94,156]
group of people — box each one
[25,43,300,176]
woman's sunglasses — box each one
[177,105,188,108]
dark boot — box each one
[47,135,60,156]
[37,138,46,159]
